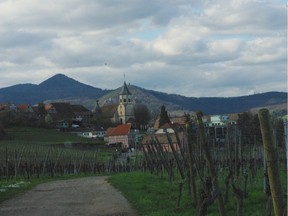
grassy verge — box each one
[108,172,196,216]
[108,171,287,216]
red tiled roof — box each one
[108,124,131,136]
[0,104,8,111]
[17,104,29,110]
[105,127,115,137]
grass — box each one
[109,172,195,216]
[108,170,287,216]
[2,126,95,145]
[2,170,282,215]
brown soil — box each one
[0,176,138,216]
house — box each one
[105,123,135,148]
[227,113,238,125]
[153,115,186,131]
[0,104,8,111]
[78,127,106,139]
[45,103,74,128]
[44,102,92,128]
[141,123,182,152]
[17,104,34,113]
[71,104,92,124]
[141,132,183,153]
[9,104,17,111]
[204,114,239,143]
[155,122,175,134]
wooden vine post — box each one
[184,116,198,206]
[196,111,226,216]
[258,109,285,216]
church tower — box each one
[117,82,134,124]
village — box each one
[0,82,287,216]
[0,81,242,153]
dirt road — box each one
[0,176,138,216]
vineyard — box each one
[0,127,136,181]
[136,110,287,216]
[0,109,287,215]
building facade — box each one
[117,82,135,124]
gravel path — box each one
[0,176,138,216]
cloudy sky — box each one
[0,0,286,97]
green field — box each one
[108,170,287,216]
[2,127,96,145]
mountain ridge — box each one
[0,74,111,105]
[0,74,286,115]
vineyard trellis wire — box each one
[140,112,287,216]
[0,112,287,215]
[0,141,141,180]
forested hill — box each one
[98,85,287,115]
[0,74,110,105]
[0,74,286,115]
[141,89,287,114]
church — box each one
[117,81,135,124]
[95,81,136,125]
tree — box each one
[38,102,47,118]
[134,104,151,130]
[159,105,171,127]
[0,111,16,127]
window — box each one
[124,99,126,103]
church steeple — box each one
[120,81,132,95]
[117,81,134,124]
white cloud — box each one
[0,0,286,97]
